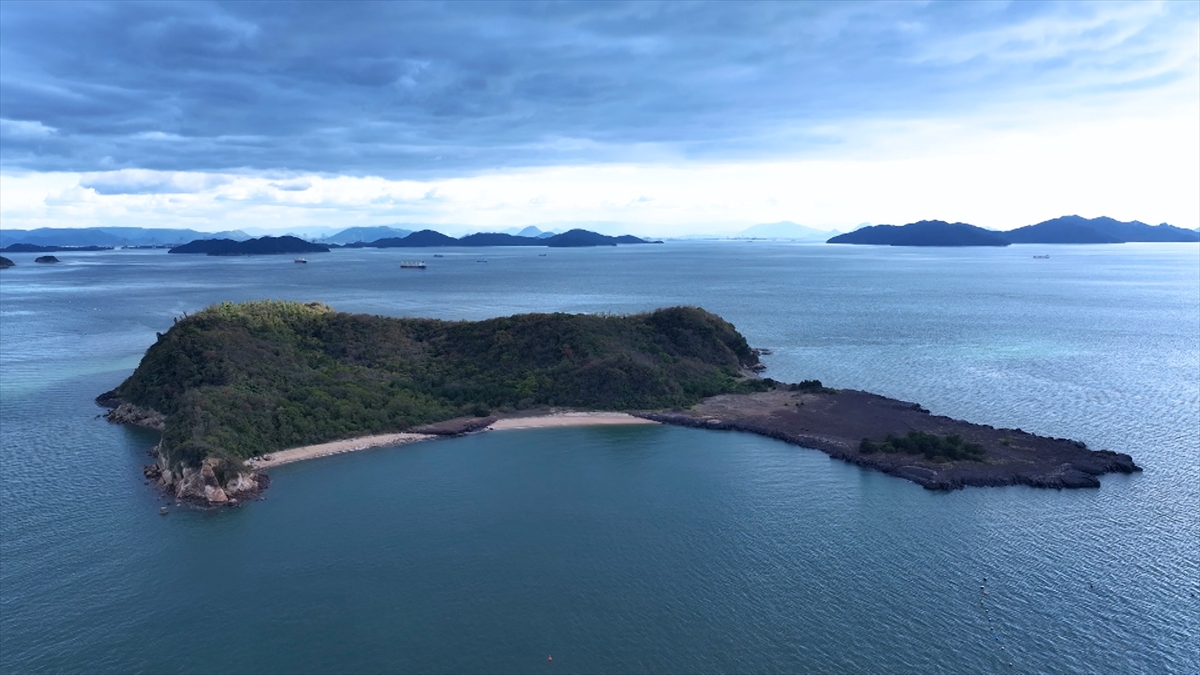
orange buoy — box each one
[548,655,553,662]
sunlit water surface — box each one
[1,243,1197,673]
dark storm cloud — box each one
[0,1,1193,177]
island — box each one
[1002,215,1200,243]
[0,256,13,268]
[349,228,661,249]
[168,235,330,256]
[98,301,1139,505]
[827,216,1200,246]
[34,255,60,263]
[827,220,1010,246]
[1,244,113,253]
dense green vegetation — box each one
[788,379,835,393]
[113,301,768,469]
[859,431,986,462]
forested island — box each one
[169,235,330,256]
[340,228,658,248]
[828,216,1200,246]
[99,301,1139,504]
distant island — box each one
[169,235,331,256]
[829,216,1200,246]
[165,228,659,256]
[0,226,250,249]
[346,228,660,248]
[1002,215,1200,243]
[34,255,61,264]
[3,218,1193,250]
[828,220,1010,246]
[1,244,114,253]
[99,301,1139,505]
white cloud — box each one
[0,118,58,139]
[79,169,232,195]
[2,104,1196,236]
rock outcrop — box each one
[0,256,13,268]
[146,447,267,505]
[99,394,265,505]
[638,386,1141,491]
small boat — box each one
[294,257,307,264]
[476,259,488,263]
[433,254,444,258]
[1033,255,1050,259]
[538,253,547,257]
[400,261,427,269]
[159,506,169,515]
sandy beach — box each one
[488,411,659,431]
[246,413,658,469]
[245,432,435,469]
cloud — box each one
[0,118,58,138]
[79,169,231,195]
[269,178,312,191]
[0,2,1194,177]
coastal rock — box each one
[166,458,260,505]
[0,256,13,268]
[34,255,60,263]
[638,386,1142,491]
[103,403,166,431]
[411,415,497,436]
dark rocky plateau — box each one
[34,255,61,263]
[637,387,1140,490]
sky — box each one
[1,1,1197,237]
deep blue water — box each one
[1,242,1197,673]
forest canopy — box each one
[109,301,767,469]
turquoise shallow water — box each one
[1,242,1197,673]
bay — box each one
[1,242,1197,673]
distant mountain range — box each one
[4,216,1195,250]
[735,221,840,242]
[319,226,413,245]
[0,227,250,248]
[828,216,1199,246]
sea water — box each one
[1,242,1197,673]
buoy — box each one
[547,655,553,662]
[159,506,168,515]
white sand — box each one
[488,412,658,431]
[246,413,657,470]
[245,432,434,469]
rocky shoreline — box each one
[636,386,1140,490]
[98,383,1141,506]
[100,397,269,507]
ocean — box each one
[1,242,1197,673]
